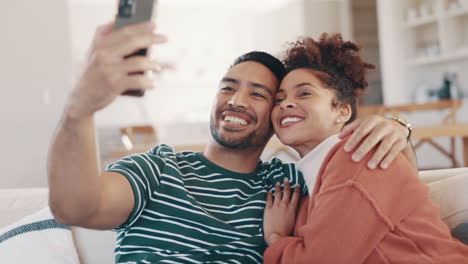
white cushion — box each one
[0,188,48,228]
[0,207,80,264]
[72,227,116,263]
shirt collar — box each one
[296,134,341,193]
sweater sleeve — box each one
[264,182,391,264]
[264,141,424,264]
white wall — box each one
[303,0,351,40]
[0,1,73,188]
[254,0,305,55]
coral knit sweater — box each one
[264,137,468,264]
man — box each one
[48,21,415,263]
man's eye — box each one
[221,87,234,92]
[252,92,265,98]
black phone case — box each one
[114,0,156,97]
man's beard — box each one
[210,115,272,150]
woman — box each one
[263,33,468,263]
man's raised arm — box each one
[47,21,165,229]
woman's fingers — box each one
[282,178,291,204]
[274,182,282,206]
[266,191,273,208]
[291,185,301,206]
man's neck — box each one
[202,139,265,174]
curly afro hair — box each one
[282,33,375,124]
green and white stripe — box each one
[107,144,305,263]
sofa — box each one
[1,167,468,263]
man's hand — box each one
[339,115,411,170]
[263,179,301,246]
[66,21,167,119]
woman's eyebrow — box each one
[294,82,314,88]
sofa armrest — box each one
[419,167,468,184]
[420,167,468,229]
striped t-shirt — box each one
[106,144,305,264]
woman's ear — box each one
[339,104,352,123]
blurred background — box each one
[1,0,468,188]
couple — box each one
[46,21,463,263]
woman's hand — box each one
[263,179,301,246]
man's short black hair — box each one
[231,51,286,81]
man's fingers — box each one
[266,191,273,208]
[352,124,389,163]
[380,139,406,169]
[339,119,360,139]
[108,21,155,45]
[120,57,159,74]
[274,182,282,205]
[290,185,301,207]
[367,135,397,169]
[97,21,115,37]
[119,75,154,93]
[344,118,375,153]
[282,178,291,204]
[112,33,167,58]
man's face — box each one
[210,61,278,150]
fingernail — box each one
[381,163,388,169]
[344,144,352,152]
[284,178,289,182]
[368,161,376,169]
[276,182,280,186]
[352,153,361,162]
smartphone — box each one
[114,0,157,97]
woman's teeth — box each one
[281,117,303,126]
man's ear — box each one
[339,104,352,123]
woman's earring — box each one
[336,119,341,124]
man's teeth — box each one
[224,116,247,125]
[281,117,303,126]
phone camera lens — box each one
[119,0,134,18]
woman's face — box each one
[271,68,350,156]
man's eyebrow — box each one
[221,77,239,84]
[249,82,274,97]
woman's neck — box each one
[293,133,340,158]
[293,140,323,158]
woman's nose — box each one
[280,99,296,110]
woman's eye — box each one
[299,92,311,97]
[275,98,284,104]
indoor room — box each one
[1,0,468,263]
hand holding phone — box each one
[114,0,157,97]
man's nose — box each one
[228,91,248,108]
